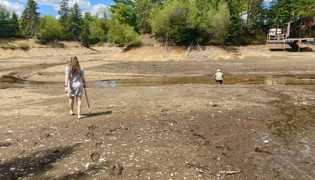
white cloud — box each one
[17,0,60,10]
[18,0,107,16]
[0,0,25,16]
[89,4,107,16]
[69,0,107,16]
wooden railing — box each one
[267,34,287,42]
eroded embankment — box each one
[0,38,121,59]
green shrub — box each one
[0,43,8,49]
[11,37,16,41]
[255,30,267,44]
[40,39,47,45]
[100,36,107,42]
[89,38,100,45]
[8,44,17,50]
[19,43,30,50]
[108,18,141,46]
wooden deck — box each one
[267,38,314,43]
[266,34,314,51]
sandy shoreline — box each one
[0,46,315,179]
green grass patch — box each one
[8,44,17,50]
[0,43,8,49]
[19,43,30,50]
[33,72,64,76]
[40,39,47,45]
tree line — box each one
[0,0,314,46]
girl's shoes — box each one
[78,115,82,119]
[70,110,74,115]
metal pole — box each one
[298,39,301,53]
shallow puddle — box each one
[1,75,315,89]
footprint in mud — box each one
[86,132,94,139]
[215,145,225,150]
[109,164,123,176]
[0,142,12,148]
[95,142,103,147]
[88,125,96,130]
[40,133,51,139]
[91,152,100,163]
[255,147,272,154]
[4,131,12,136]
[193,133,206,139]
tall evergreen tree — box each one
[9,12,20,37]
[109,0,137,29]
[0,4,10,38]
[58,0,70,31]
[69,3,83,41]
[136,0,152,33]
[80,13,92,47]
[297,0,315,37]
[20,0,40,36]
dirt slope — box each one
[0,38,118,59]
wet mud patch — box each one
[250,86,315,179]
[2,74,315,89]
[0,146,75,180]
[1,84,315,179]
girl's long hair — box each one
[69,56,81,75]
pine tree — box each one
[9,12,20,37]
[80,13,92,47]
[109,0,137,28]
[58,0,70,30]
[136,0,152,33]
[297,0,315,37]
[69,3,83,41]
[20,0,40,36]
[0,4,10,38]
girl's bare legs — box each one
[69,96,74,114]
[76,96,82,118]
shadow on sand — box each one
[83,111,113,118]
[0,145,76,179]
[270,48,314,52]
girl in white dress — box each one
[64,56,86,119]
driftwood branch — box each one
[185,41,194,57]
[196,41,207,57]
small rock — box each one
[91,152,100,163]
[109,164,123,176]
[88,125,96,130]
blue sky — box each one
[0,0,113,17]
[1,0,273,17]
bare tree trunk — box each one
[310,20,312,38]
[246,0,250,35]
[294,14,297,36]
[299,16,302,38]
[276,24,278,38]
[255,14,258,34]
[240,0,243,36]
[241,17,243,35]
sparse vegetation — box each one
[1,0,315,48]
[0,43,8,49]
[8,44,17,50]
[40,39,47,45]
[19,43,30,50]
[0,43,20,50]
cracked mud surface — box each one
[0,46,315,179]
